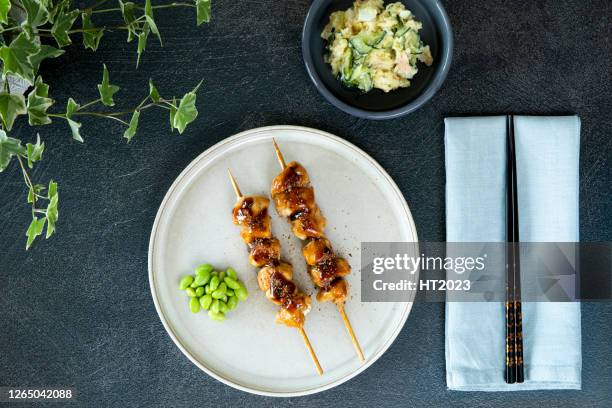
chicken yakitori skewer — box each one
[270,141,365,362]
[228,170,323,375]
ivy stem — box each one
[78,98,102,111]
[92,2,196,14]
[16,156,36,217]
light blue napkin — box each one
[444,115,582,391]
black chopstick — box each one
[505,115,524,384]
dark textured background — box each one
[1,0,611,406]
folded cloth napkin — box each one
[444,115,582,391]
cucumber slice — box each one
[340,48,353,80]
[360,30,386,47]
[395,25,410,38]
[348,64,373,92]
[349,37,372,55]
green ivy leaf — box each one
[51,8,79,47]
[195,0,211,26]
[21,0,50,34]
[27,77,53,125]
[144,0,162,45]
[65,98,83,142]
[29,45,64,74]
[149,79,160,102]
[0,130,26,171]
[123,110,140,142]
[0,0,10,25]
[45,180,59,238]
[0,92,27,131]
[119,0,137,42]
[97,64,120,106]
[66,97,79,117]
[26,216,46,249]
[136,26,150,67]
[172,81,202,134]
[25,133,45,168]
[0,33,39,84]
[81,12,103,51]
[27,183,45,204]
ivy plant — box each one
[0,0,211,248]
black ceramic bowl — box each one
[302,0,453,120]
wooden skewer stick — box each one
[227,168,242,199]
[272,138,287,168]
[338,304,365,362]
[227,168,324,376]
[272,139,365,363]
[299,327,324,376]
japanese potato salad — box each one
[321,0,433,93]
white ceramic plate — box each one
[148,126,418,396]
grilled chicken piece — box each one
[290,208,326,239]
[275,294,312,328]
[317,278,348,304]
[272,187,316,217]
[257,262,293,294]
[248,238,280,267]
[302,238,334,265]
[232,196,272,243]
[309,257,351,288]
[271,161,310,196]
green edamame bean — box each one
[211,299,220,314]
[205,285,213,294]
[226,289,234,297]
[189,297,200,313]
[196,264,214,276]
[179,275,194,290]
[209,276,220,291]
[227,296,238,311]
[185,287,197,297]
[218,271,226,280]
[194,272,211,287]
[212,282,227,299]
[195,287,204,297]
[235,287,248,301]
[226,267,237,280]
[234,281,249,301]
[222,295,228,303]
[219,301,229,314]
[208,310,225,321]
[200,294,213,310]
[224,277,241,290]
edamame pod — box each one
[189,297,200,313]
[185,287,197,297]
[209,276,220,291]
[200,294,213,310]
[224,277,241,290]
[195,287,204,297]
[226,267,237,280]
[179,275,194,290]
